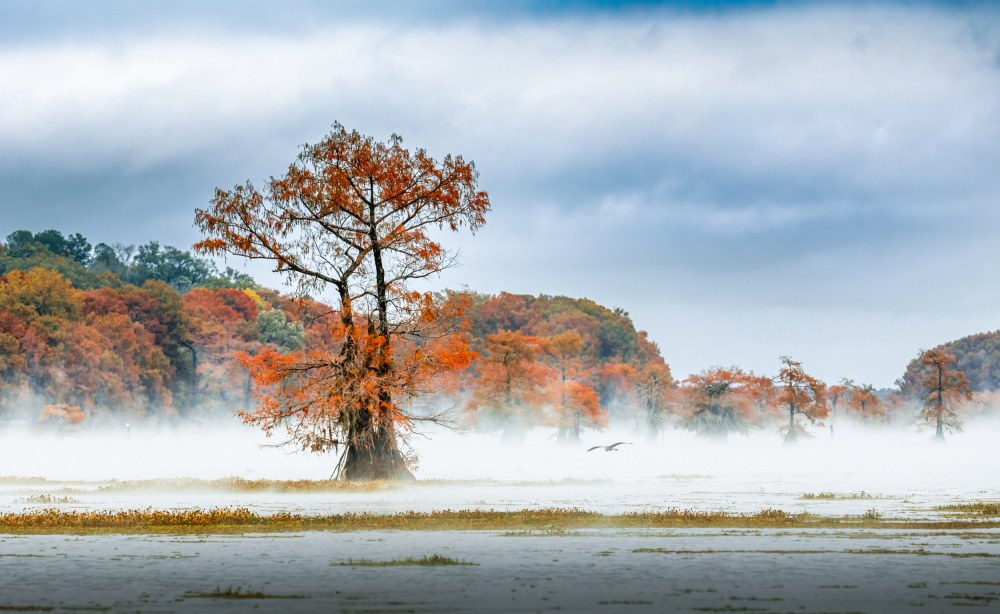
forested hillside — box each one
[897,331,1000,397]
[465,292,662,368]
[458,292,671,440]
[0,230,669,428]
[17,227,995,441]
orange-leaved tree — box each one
[916,349,971,441]
[679,366,759,440]
[593,362,639,421]
[827,383,847,425]
[195,123,489,480]
[637,363,675,440]
[775,356,827,444]
[464,330,553,442]
[547,380,604,442]
[541,331,605,443]
[841,379,884,424]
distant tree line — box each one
[0,231,674,433]
[0,266,311,423]
[0,229,255,294]
[0,229,990,445]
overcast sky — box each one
[1,0,998,387]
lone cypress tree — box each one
[916,349,971,442]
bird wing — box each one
[608,442,632,450]
[587,446,602,452]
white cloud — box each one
[0,6,996,188]
[1,3,999,386]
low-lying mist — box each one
[2,418,998,494]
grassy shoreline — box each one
[0,476,616,494]
[2,507,1000,535]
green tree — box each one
[199,267,258,290]
[256,309,305,352]
[128,242,216,293]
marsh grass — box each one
[183,586,306,599]
[16,495,79,504]
[935,502,1000,516]
[0,507,809,534]
[3,477,630,494]
[0,476,49,485]
[96,477,388,493]
[0,506,994,535]
[799,491,886,500]
[635,547,1000,558]
[337,553,476,567]
[658,474,713,480]
[501,527,583,537]
[861,508,882,520]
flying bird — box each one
[588,442,632,452]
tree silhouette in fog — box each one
[775,356,827,444]
[916,349,971,442]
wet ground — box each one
[0,475,986,520]
[3,528,1000,612]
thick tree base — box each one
[340,430,415,482]
[555,428,581,445]
[501,422,526,445]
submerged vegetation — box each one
[183,586,306,600]
[337,554,476,567]
[799,492,883,500]
[16,494,78,504]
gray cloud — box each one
[1,2,999,386]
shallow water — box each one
[2,529,1000,612]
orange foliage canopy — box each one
[678,366,764,439]
[465,330,552,440]
[775,356,827,442]
[916,348,972,440]
[543,331,607,441]
[841,379,884,423]
[0,268,175,417]
[38,403,85,425]
[465,329,606,442]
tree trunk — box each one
[646,386,659,442]
[181,342,198,412]
[243,370,252,414]
[784,406,797,444]
[349,203,410,481]
[501,416,525,444]
[569,410,581,442]
[933,373,946,442]
[342,417,414,481]
[934,414,945,442]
